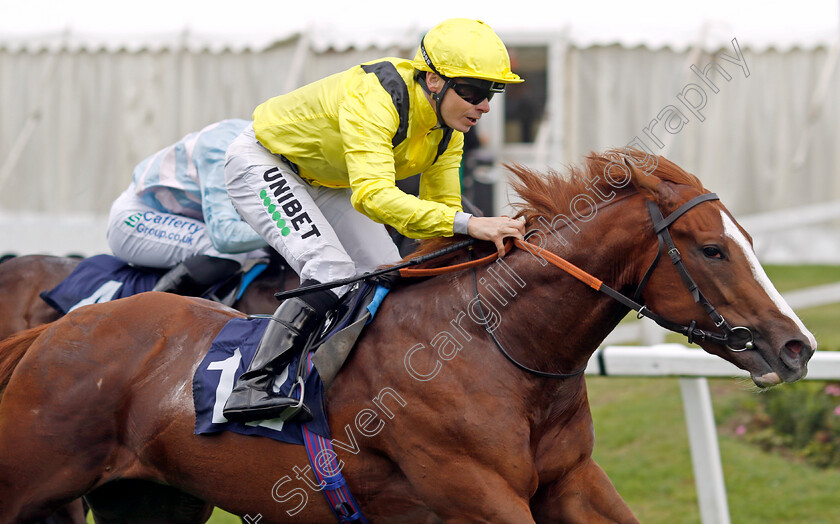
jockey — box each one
[222,18,527,423]
[107,119,269,297]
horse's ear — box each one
[626,156,678,207]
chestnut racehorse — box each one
[0,253,299,341]
[0,150,816,523]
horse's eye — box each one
[702,245,724,259]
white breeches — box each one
[224,125,401,297]
[107,185,254,268]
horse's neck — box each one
[361,198,650,412]
[492,211,647,373]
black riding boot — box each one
[152,255,240,296]
[223,286,338,423]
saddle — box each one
[286,276,393,394]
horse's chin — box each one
[751,371,782,388]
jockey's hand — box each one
[466,216,526,257]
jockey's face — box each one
[426,73,490,133]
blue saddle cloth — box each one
[192,282,390,445]
[40,254,158,314]
[192,316,330,444]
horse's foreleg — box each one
[386,457,537,523]
[531,458,639,524]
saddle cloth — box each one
[40,254,159,314]
[192,316,330,444]
[192,282,390,445]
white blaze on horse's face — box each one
[720,211,818,351]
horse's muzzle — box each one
[750,337,814,387]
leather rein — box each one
[400,193,755,379]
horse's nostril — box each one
[782,339,814,371]
[785,340,803,355]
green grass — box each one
[618,264,840,350]
[590,265,840,522]
[763,264,840,292]
[588,377,840,523]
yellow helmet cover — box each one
[411,18,523,84]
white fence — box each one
[585,345,840,524]
[592,236,840,524]
[605,281,840,347]
[0,211,109,257]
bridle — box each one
[470,192,755,380]
[631,193,754,351]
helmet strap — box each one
[416,70,450,130]
[431,82,451,130]
[418,37,451,129]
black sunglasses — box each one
[448,79,505,105]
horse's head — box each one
[507,149,815,387]
[624,151,816,387]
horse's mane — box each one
[404,148,704,264]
